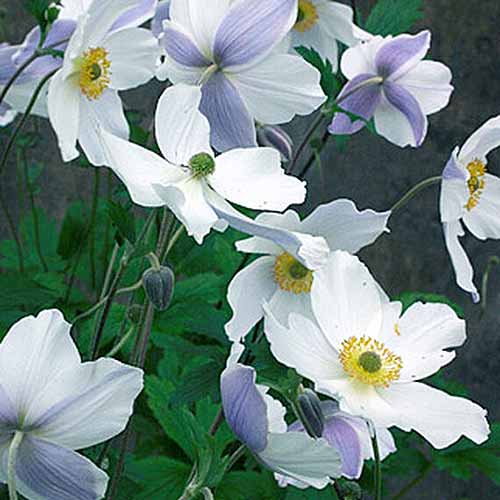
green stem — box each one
[163,224,185,259]
[0,70,56,177]
[297,129,330,180]
[333,481,345,500]
[89,168,100,291]
[0,191,24,273]
[22,149,48,271]
[371,430,382,500]
[481,256,500,316]
[106,324,136,357]
[225,445,246,472]
[289,111,325,174]
[391,462,432,500]
[100,243,119,300]
[7,431,23,500]
[390,176,441,214]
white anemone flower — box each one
[225,200,390,342]
[265,251,490,449]
[440,115,500,302]
[99,84,308,245]
[0,309,143,500]
[287,0,370,70]
[47,0,159,165]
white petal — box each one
[300,199,390,253]
[26,358,143,450]
[374,90,428,148]
[4,79,49,118]
[382,302,466,382]
[169,0,230,57]
[291,24,338,70]
[340,36,385,79]
[99,128,185,207]
[0,310,80,418]
[311,251,387,350]
[156,56,205,85]
[377,382,490,449]
[153,180,219,244]
[155,84,212,165]
[104,28,158,90]
[258,387,287,434]
[260,433,341,487]
[440,151,469,223]
[316,1,362,48]
[443,220,479,301]
[78,89,129,166]
[397,60,453,115]
[463,173,500,240]
[209,147,306,210]
[267,288,313,328]
[264,306,345,382]
[230,53,326,124]
[459,115,500,164]
[47,70,80,162]
[225,256,277,342]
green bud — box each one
[142,266,175,311]
[337,480,362,500]
[189,152,216,178]
[297,388,325,438]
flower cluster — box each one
[0,0,498,498]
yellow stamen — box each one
[339,336,403,387]
[274,252,313,294]
[394,323,401,336]
[79,47,111,100]
[465,159,487,211]
[294,0,319,33]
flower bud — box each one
[142,266,175,311]
[257,125,293,162]
[337,480,362,500]
[297,388,325,438]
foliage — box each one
[365,0,424,36]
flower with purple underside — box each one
[265,251,490,449]
[0,309,143,500]
[221,363,342,488]
[440,115,500,302]
[225,199,390,342]
[287,0,370,71]
[47,0,159,165]
[158,0,326,152]
[329,30,453,148]
[256,124,294,162]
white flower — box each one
[0,309,143,499]
[225,200,390,342]
[265,251,490,449]
[99,84,307,244]
[47,0,159,165]
[287,0,370,70]
[440,115,500,301]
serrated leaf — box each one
[365,0,424,36]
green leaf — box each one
[107,200,137,244]
[395,291,465,318]
[216,471,281,500]
[365,0,424,36]
[57,203,88,260]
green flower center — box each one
[358,351,382,374]
[289,260,309,280]
[189,153,216,178]
[89,63,102,81]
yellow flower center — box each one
[274,252,313,294]
[294,0,319,32]
[79,47,111,100]
[339,336,403,387]
[465,159,487,211]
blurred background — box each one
[1,1,499,498]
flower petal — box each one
[377,382,489,449]
[328,74,382,135]
[99,128,184,207]
[230,53,325,125]
[213,0,297,67]
[225,256,276,342]
[47,70,80,162]
[111,0,158,31]
[440,150,468,223]
[300,199,390,253]
[161,20,211,67]
[200,71,257,152]
[459,115,500,164]
[311,251,387,350]
[442,220,479,302]
[340,36,385,79]
[209,147,306,210]
[104,28,158,90]
[375,31,430,80]
[27,358,143,449]
[380,81,427,147]
[267,288,313,328]
[78,90,129,166]
[220,364,269,452]
[14,436,108,500]
[155,84,212,165]
[0,310,80,419]
[151,0,171,38]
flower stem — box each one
[0,54,40,108]
[7,431,23,500]
[390,176,442,214]
[481,256,500,317]
[89,168,100,291]
[371,431,382,500]
[225,444,246,472]
[106,324,136,357]
[0,191,24,273]
[391,462,432,500]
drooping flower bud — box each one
[257,125,294,162]
[297,388,325,438]
[337,480,363,500]
[142,265,175,311]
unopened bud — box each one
[257,125,293,162]
[127,305,143,324]
[337,480,362,500]
[142,266,175,311]
[297,388,325,438]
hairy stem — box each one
[7,431,23,500]
[390,176,442,214]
